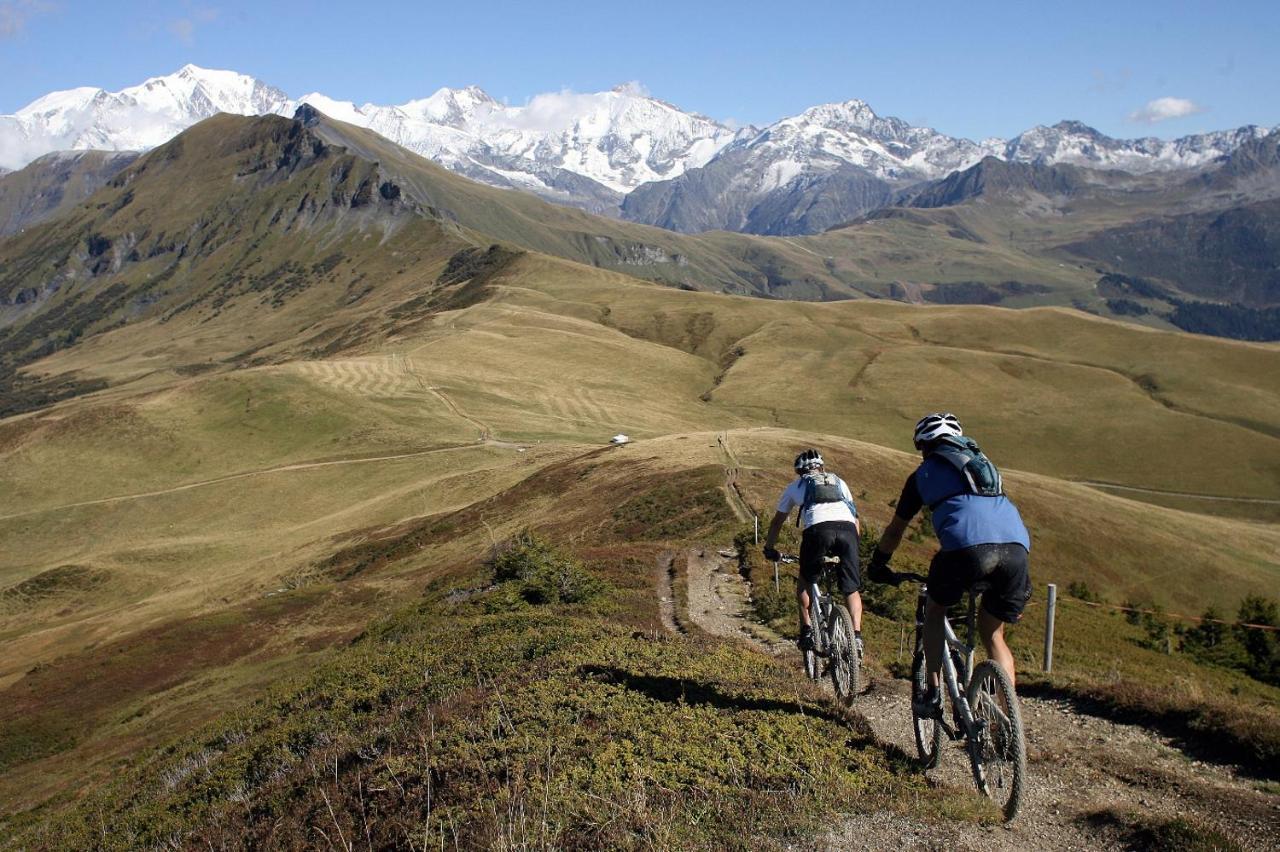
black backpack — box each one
[930,436,1003,498]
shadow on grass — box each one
[574,666,940,782]
[577,664,851,725]
[1018,680,1278,782]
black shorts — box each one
[799,521,861,596]
[927,543,1031,623]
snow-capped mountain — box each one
[294,82,741,206]
[621,100,1006,234]
[730,100,1003,186]
[621,101,1278,235]
[2,66,1275,232]
[0,65,293,168]
[1002,120,1271,171]
[0,66,741,212]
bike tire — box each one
[803,646,819,680]
[911,648,942,769]
[804,596,823,680]
[828,604,859,704]
[965,660,1027,822]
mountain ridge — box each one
[5,65,1274,228]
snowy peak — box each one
[735,98,996,184]
[400,86,499,128]
[2,66,1274,224]
[3,65,292,167]
[1003,121,1272,171]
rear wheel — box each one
[911,648,942,768]
[966,660,1027,822]
[828,604,859,703]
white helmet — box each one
[793,448,824,473]
[913,412,963,449]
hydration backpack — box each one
[799,472,857,522]
[929,435,1003,499]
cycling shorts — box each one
[927,542,1031,623]
[799,521,861,596]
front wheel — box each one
[803,597,823,681]
[911,648,942,768]
[828,604,859,704]
[965,660,1027,822]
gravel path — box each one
[676,546,1279,849]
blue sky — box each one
[2,0,1276,140]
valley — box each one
[0,106,1277,847]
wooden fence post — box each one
[1044,583,1058,673]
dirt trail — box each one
[715,433,755,524]
[671,546,1278,850]
[1078,480,1280,505]
[0,441,525,522]
[398,352,493,441]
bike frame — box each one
[781,555,838,655]
[915,582,983,741]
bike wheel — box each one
[804,598,823,680]
[828,604,860,704]
[911,648,942,769]
[965,660,1027,822]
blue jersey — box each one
[896,455,1030,552]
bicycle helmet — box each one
[913,412,963,449]
[793,449,824,473]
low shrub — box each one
[490,532,606,606]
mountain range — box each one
[3,65,1274,232]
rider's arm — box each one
[765,481,800,549]
[838,477,860,536]
[873,473,922,561]
[764,510,789,549]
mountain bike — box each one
[780,554,860,704]
[895,571,1027,821]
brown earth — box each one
[672,545,1279,849]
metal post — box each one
[754,514,759,544]
[774,560,779,594]
[1043,583,1057,673]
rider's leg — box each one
[845,591,863,632]
[796,578,812,630]
[923,597,948,691]
[978,609,1016,688]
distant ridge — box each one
[3,66,1273,229]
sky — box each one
[1,0,1277,141]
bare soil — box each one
[676,546,1279,850]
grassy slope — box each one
[0,151,139,238]
[3,427,1276,843]
[0,115,1277,841]
[310,112,1101,303]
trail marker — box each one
[1044,583,1058,673]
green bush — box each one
[491,533,605,606]
[1067,580,1102,604]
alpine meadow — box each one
[0,57,1278,850]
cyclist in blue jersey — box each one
[868,414,1031,717]
[762,449,863,655]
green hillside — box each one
[0,110,1278,846]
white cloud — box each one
[0,0,55,39]
[167,17,195,43]
[167,3,218,44]
[496,89,607,133]
[1128,96,1205,124]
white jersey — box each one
[777,475,857,531]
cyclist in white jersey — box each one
[762,449,863,653]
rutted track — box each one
[668,542,1278,849]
